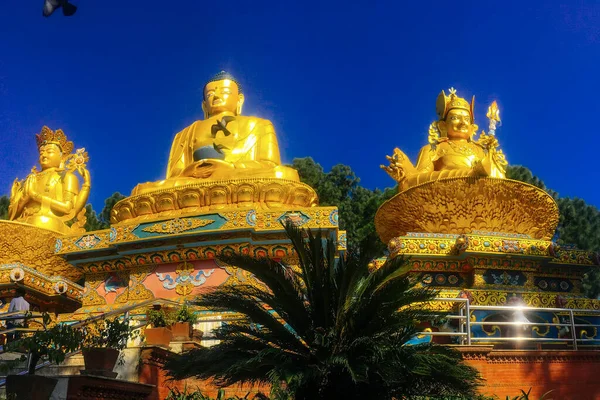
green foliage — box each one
[507,165,600,299]
[165,387,268,400]
[165,386,207,400]
[8,314,84,375]
[291,157,395,250]
[83,204,103,232]
[505,165,551,193]
[176,304,198,324]
[556,197,600,251]
[165,223,481,400]
[0,195,9,220]
[505,388,554,400]
[147,308,176,327]
[99,192,126,227]
[83,317,135,351]
[410,388,554,399]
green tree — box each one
[507,165,600,298]
[0,195,9,220]
[99,192,126,228]
[83,204,103,232]
[166,223,481,399]
[505,165,548,191]
[291,158,395,251]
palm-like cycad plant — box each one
[166,223,480,399]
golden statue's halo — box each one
[375,177,559,244]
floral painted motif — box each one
[156,261,215,296]
[75,234,101,249]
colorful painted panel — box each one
[420,272,464,287]
[534,277,573,292]
[132,215,228,238]
[482,269,527,286]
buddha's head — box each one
[39,143,63,169]
[436,88,478,140]
[35,126,73,170]
[202,71,245,118]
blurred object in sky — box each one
[43,0,77,17]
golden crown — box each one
[35,126,74,155]
[436,87,475,122]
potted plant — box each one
[7,313,83,400]
[144,307,174,347]
[171,303,198,341]
[81,317,134,378]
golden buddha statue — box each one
[113,71,317,223]
[382,88,507,191]
[132,71,299,195]
[8,126,90,234]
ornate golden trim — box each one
[141,218,214,234]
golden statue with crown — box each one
[8,126,90,234]
[376,88,558,243]
[382,88,507,190]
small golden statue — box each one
[382,88,507,191]
[8,126,90,234]
[132,71,299,195]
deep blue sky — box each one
[1,1,599,211]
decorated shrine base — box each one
[79,258,261,313]
[375,177,560,243]
[53,206,342,314]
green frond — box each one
[166,225,480,399]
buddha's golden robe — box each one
[9,168,80,234]
[168,116,282,177]
[131,115,299,195]
[404,139,505,188]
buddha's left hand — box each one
[186,159,234,178]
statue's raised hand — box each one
[380,148,414,183]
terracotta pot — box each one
[6,374,58,400]
[171,322,192,341]
[192,328,204,341]
[82,347,119,378]
[145,327,172,347]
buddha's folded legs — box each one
[131,165,300,196]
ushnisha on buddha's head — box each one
[202,71,245,119]
[436,88,478,141]
[35,126,74,170]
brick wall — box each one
[459,347,600,400]
[138,347,269,400]
[140,345,600,399]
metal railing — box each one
[0,298,182,386]
[416,298,600,350]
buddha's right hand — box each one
[381,160,406,182]
[381,148,411,183]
